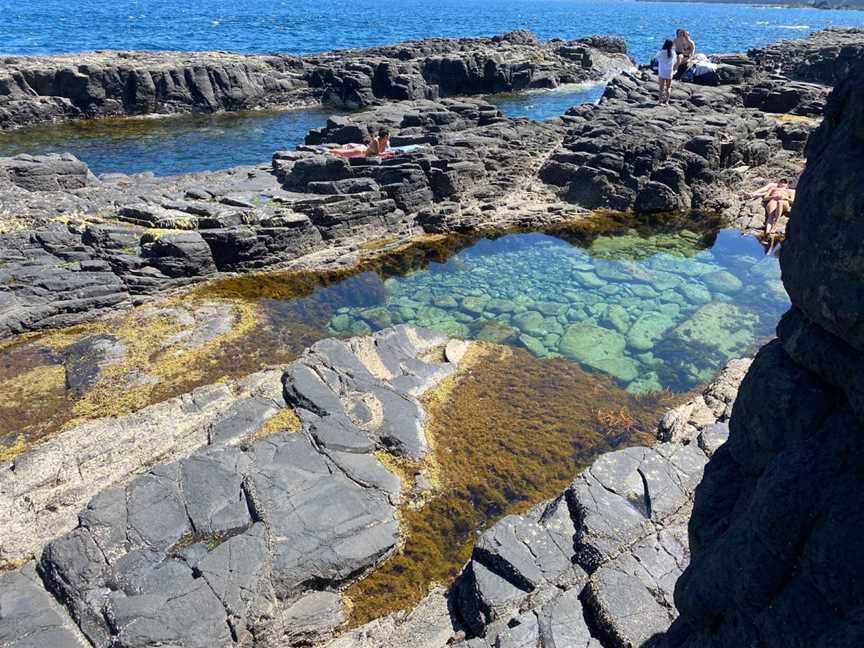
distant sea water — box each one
[2,0,863,63]
[1,0,862,176]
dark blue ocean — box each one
[1,0,862,176]
[2,0,862,62]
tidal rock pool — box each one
[0,107,333,176]
[0,215,785,461]
[0,215,787,625]
[325,222,788,394]
[486,81,606,120]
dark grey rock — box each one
[0,153,96,192]
[63,334,127,396]
[584,567,670,648]
[666,60,864,647]
[0,564,89,648]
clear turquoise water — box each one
[317,226,789,393]
[2,0,862,64]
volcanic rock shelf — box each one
[0,30,632,131]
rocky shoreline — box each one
[0,322,746,648]
[0,30,630,131]
[3,28,861,341]
[1,26,863,648]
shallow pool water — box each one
[0,82,606,176]
[0,107,334,176]
[321,222,788,394]
[487,81,606,120]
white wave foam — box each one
[778,25,810,30]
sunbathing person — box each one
[366,128,391,158]
[748,179,796,236]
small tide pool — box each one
[0,107,333,176]
[486,81,606,120]
[0,81,608,176]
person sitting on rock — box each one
[748,179,796,236]
[674,29,696,78]
[654,40,677,106]
[365,128,391,158]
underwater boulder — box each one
[626,310,679,352]
[558,324,639,383]
[702,270,744,294]
[671,302,759,359]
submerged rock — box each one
[626,310,677,352]
[558,324,639,383]
[672,302,759,359]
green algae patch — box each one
[343,344,684,627]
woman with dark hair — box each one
[655,39,676,105]
[366,128,391,158]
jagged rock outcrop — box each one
[539,69,821,221]
[0,31,631,130]
[747,27,864,85]
[318,359,747,648]
[661,56,864,648]
[0,97,570,339]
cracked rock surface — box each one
[1,325,460,647]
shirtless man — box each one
[674,29,696,73]
[748,179,796,235]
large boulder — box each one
[0,153,97,192]
[665,54,864,648]
[781,62,864,353]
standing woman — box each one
[655,40,676,105]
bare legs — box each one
[658,78,672,105]
[764,199,790,235]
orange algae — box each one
[344,344,685,626]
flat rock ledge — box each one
[0,325,460,648]
[320,358,750,648]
